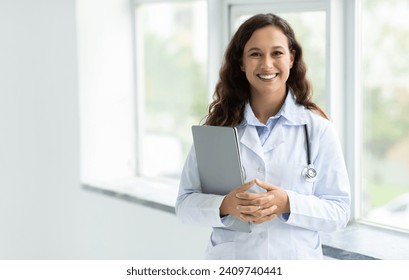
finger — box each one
[237,195,275,208]
[252,214,278,224]
[239,212,257,222]
[234,179,256,193]
[236,190,274,200]
[259,195,276,208]
[250,206,278,223]
[240,212,277,223]
[235,191,264,200]
[253,205,278,218]
[236,204,260,214]
[255,178,278,191]
[239,204,278,219]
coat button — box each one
[257,166,265,173]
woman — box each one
[175,13,350,259]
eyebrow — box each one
[246,46,286,53]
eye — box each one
[249,52,262,57]
[271,51,284,57]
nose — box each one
[261,56,274,70]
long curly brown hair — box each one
[204,13,328,126]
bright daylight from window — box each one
[137,1,208,181]
[361,0,409,230]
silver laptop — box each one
[192,125,250,232]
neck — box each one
[250,89,287,124]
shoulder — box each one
[303,108,337,142]
[304,108,331,127]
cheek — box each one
[279,60,292,76]
[242,64,255,79]
[244,71,254,84]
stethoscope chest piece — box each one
[302,124,317,183]
[302,164,317,183]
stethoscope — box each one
[302,124,317,183]
[240,124,318,183]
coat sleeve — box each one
[175,146,235,228]
[282,122,351,232]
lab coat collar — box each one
[238,125,265,159]
[279,90,308,126]
[238,89,308,157]
[239,89,308,127]
[238,117,284,158]
[243,100,283,127]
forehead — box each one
[244,25,289,50]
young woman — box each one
[175,13,350,259]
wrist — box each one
[219,194,234,217]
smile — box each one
[257,73,278,80]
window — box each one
[135,0,208,181]
[359,0,409,230]
[78,1,138,184]
[79,0,208,188]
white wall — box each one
[0,0,209,259]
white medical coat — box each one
[175,92,351,259]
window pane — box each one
[361,0,409,230]
[233,11,326,109]
[137,1,208,179]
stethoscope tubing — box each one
[304,124,312,165]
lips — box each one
[257,73,278,80]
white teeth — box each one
[258,73,277,80]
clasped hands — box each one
[219,179,290,224]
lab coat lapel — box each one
[239,125,264,160]
[262,122,284,153]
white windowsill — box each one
[82,177,178,213]
[83,177,409,260]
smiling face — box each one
[241,25,294,100]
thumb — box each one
[235,179,256,193]
[254,178,277,191]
